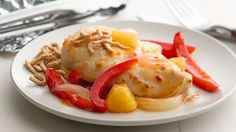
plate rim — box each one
[11,20,236,126]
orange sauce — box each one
[59,99,73,106]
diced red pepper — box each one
[155,74,162,82]
[90,58,138,112]
[173,32,219,92]
[45,68,64,90]
[144,40,196,58]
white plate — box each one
[11,21,236,126]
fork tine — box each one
[166,0,209,29]
[177,0,208,23]
[174,0,192,17]
[180,0,198,15]
[166,0,187,19]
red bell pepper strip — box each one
[90,58,138,112]
[173,32,219,92]
[144,40,196,58]
[69,94,92,109]
[67,69,81,85]
[45,68,92,109]
[51,84,93,109]
[67,69,93,88]
[45,68,64,90]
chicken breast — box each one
[61,26,132,82]
[135,41,162,55]
[62,26,192,98]
[112,53,192,98]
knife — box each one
[137,14,236,41]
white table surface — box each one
[1,0,236,131]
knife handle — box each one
[203,25,236,40]
[231,29,236,38]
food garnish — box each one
[25,43,65,86]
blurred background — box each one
[0,0,234,26]
[0,0,235,53]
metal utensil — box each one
[0,9,77,34]
[0,0,55,16]
[0,2,126,53]
[166,0,236,40]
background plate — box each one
[11,21,236,126]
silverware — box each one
[0,9,77,34]
[0,0,54,15]
[0,2,126,35]
[203,26,236,40]
[166,0,236,40]
[0,2,126,53]
[0,30,49,54]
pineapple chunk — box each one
[112,28,138,49]
[169,57,186,71]
[106,84,137,113]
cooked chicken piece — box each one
[135,41,162,55]
[61,26,132,82]
[62,26,192,98]
[112,53,192,98]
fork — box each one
[166,0,236,40]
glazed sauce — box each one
[59,99,73,106]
